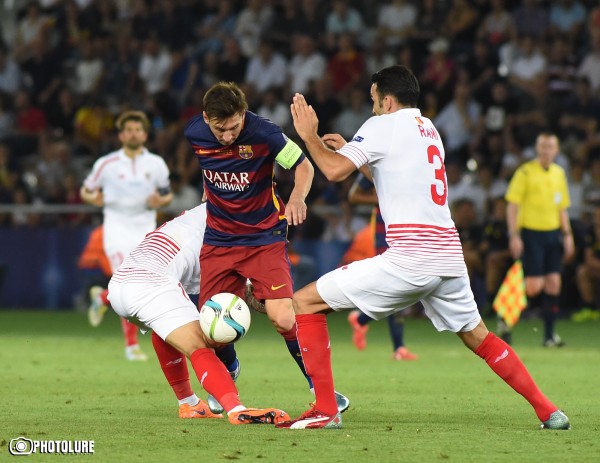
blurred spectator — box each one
[167,46,200,106]
[72,38,104,98]
[434,81,481,165]
[452,197,484,282]
[332,86,372,141]
[138,36,172,96]
[412,0,447,59]
[365,35,395,77]
[507,34,547,104]
[256,88,291,131]
[559,78,600,144]
[479,79,517,139]
[0,94,15,141]
[325,0,366,50]
[266,0,303,57]
[0,142,18,203]
[234,0,274,58]
[511,0,548,41]
[46,87,77,140]
[443,0,480,57]
[163,172,202,220]
[215,37,248,85]
[244,40,288,95]
[18,38,62,107]
[288,33,327,94]
[73,98,114,156]
[305,77,342,135]
[582,157,600,214]
[421,37,456,107]
[326,32,365,97]
[194,0,236,57]
[548,0,586,43]
[546,37,578,123]
[480,196,511,313]
[296,0,328,48]
[103,32,139,104]
[154,0,193,49]
[576,30,600,96]
[15,90,47,139]
[13,1,53,58]
[464,39,499,101]
[376,0,417,48]
[574,204,600,319]
[0,45,22,94]
[567,160,587,223]
[477,0,515,49]
[129,0,158,42]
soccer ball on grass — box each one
[199,293,251,343]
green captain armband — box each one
[275,138,303,169]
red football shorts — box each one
[199,241,294,307]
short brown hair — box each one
[203,82,248,121]
[115,110,150,133]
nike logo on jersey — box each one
[494,349,509,364]
[271,284,287,290]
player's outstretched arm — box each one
[286,157,313,226]
[290,93,356,182]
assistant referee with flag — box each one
[505,132,574,347]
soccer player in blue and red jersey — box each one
[184,81,349,413]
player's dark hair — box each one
[371,65,420,107]
[116,110,150,133]
[203,82,248,121]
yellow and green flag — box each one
[493,260,527,328]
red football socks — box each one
[120,317,139,346]
[100,289,109,305]
[151,332,193,400]
[190,348,241,413]
[295,314,338,415]
[475,332,557,421]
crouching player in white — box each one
[108,204,290,425]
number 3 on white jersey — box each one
[427,145,447,206]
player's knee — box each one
[268,311,295,332]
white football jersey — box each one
[83,148,171,252]
[112,204,206,294]
[338,108,466,276]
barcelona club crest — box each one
[238,145,254,159]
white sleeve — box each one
[83,158,104,191]
[336,116,381,168]
[155,157,171,190]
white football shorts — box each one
[108,277,200,340]
[316,255,481,333]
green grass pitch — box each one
[0,309,598,462]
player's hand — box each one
[146,192,162,209]
[321,133,347,150]
[509,235,523,260]
[290,93,319,141]
[81,187,104,207]
[563,234,575,262]
[285,195,307,226]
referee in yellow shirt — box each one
[505,133,574,347]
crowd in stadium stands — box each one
[1,0,600,312]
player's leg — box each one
[207,344,241,414]
[388,314,418,360]
[540,234,565,346]
[347,310,370,350]
[425,274,569,429]
[166,322,289,424]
